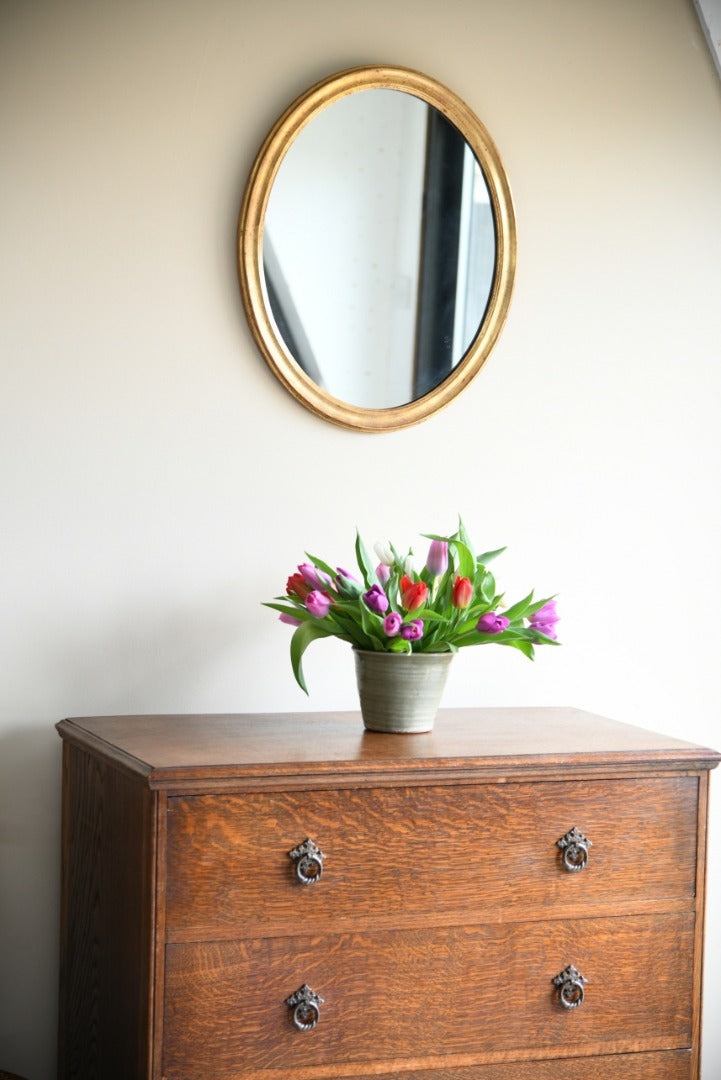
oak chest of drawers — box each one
[57,707,719,1079]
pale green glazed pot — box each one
[353,649,454,733]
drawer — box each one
[165,777,698,938]
[334,1051,694,1080]
[162,911,694,1076]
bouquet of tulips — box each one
[264,519,559,692]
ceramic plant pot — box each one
[353,649,454,733]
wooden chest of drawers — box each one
[56,708,719,1079]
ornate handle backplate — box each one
[553,965,588,1009]
[285,984,324,1030]
[556,826,592,872]
[288,838,325,885]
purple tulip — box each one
[279,612,302,627]
[298,562,331,591]
[425,539,448,577]
[306,590,331,618]
[375,562,391,585]
[363,583,389,615]
[529,600,559,640]
[383,612,403,637]
[401,619,424,641]
[477,612,510,635]
[335,567,362,598]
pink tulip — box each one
[306,590,331,618]
[425,539,448,577]
[401,619,424,641]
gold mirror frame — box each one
[237,65,517,432]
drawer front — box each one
[342,1051,694,1080]
[165,777,698,937]
[162,911,694,1075]
[158,1050,693,1080]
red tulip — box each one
[401,578,428,611]
[452,575,473,609]
[286,573,311,600]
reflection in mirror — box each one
[238,66,516,431]
[263,89,495,410]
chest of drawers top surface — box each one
[55,706,720,789]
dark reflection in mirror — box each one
[262,88,495,410]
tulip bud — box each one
[306,590,331,618]
[374,541,394,565]
[452,576,473,609]
[529,600,559,641]
[375,562,391,585]
[335,568,363,598]
[401,580,428,611]
[362,584,389,615]
[401,618,424,641]
[279,612,302,627]
[477,612,510,635]
[298,562,332,591]
[425,539,448,577]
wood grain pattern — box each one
[56,708,721,789]
[157,1048,693,1079]
[321,1051,694,1080]
[57,742,156,1079]
[165,777,698,940]
[55,711,718,1079]
[162,912,694,1075]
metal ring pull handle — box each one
[556,827,592,872]
[285,984,324,1031]
[553,965,588,1009]
[288,838,325,885]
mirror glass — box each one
[238,67,516,431]
[263,89,495,410]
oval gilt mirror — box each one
[238,66,516,432]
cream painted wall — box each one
[1,1,720,1076]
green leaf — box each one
[457,517,475,561]
[450,540,475,580]
[355,530,380,588]
[263,601,311,622]
[289,620,335,694]
[305,552,337,582]
[476,547,506,566]
[406,608,450,625]
[479,570,496,603]
[502,590,535,622]
[496,638,536,659]
[422,641,459,654]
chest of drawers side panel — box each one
[692,769,713,1079]
[58,741,158,1080]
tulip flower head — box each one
[298,562,331,591]
[452,576,473,609]
[306,590,331,619]
[529,600,559,640]
[363,584,389,615]
[286,573,310,600]
[375,562,391,585]
[401,619,424,641]
[383,612,403,637]
[400,576,428,612]
[425,539,448,577]
[477,612,510,635]
[374,541,394,566]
